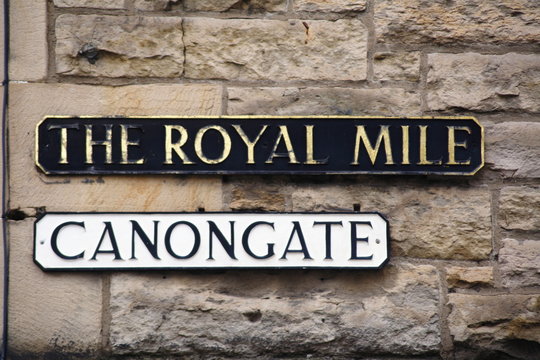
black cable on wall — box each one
[1,0,9,358]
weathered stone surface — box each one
[427,53,540,112]
[373,51,420,82]
[228,180,289,211]
[9,83,223,212]
[499,186,540,231]
[486,122,540,178]
[56,15,184,78]
[134,0,176,11]
[446,266,493,289]
[185,0,286,12]
[54,0,125,8]
[294,0,366,12]
[448,293,540,359]
[8,219,102,356]
[375,0,540,46]
[292,186,492,260]
[110,264,440,356]
[184,18,367,81]
[499,238,540,288]
[10,0,47,81]
[228,87,421,116]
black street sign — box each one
[36,116,483,175]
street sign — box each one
[36,116,483,175]
[34,212,389,270]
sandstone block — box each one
[10,0,47,81]
[228,179,290,211]
[54,0,125,8]
[375,0,540,46]
[185,0,286,12]
[373,51,420,82]
[227,87,421,116]
[486,122,540,178]
[448,293,540,359]
[110,264,440,356]
[294,0,366,12]
[9,83,223,212]
[427,53,540,112]
[8,219,102,356]
[292,186,492,260]
[446,266,493,289]
[499,186,540,231]
[184,18,367,81]
[499,238,540,288]
[56,15,184,78]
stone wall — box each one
[4,0,540,359]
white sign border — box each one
[34,212,390,271]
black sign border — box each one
[34,211,390,272]
[35,115,484,176]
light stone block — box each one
[448,293,540,359]
[373,51,420,82]
[292,186,492,260]
[9,83,223,212]
[54,0,125,8]
[375,0,540,46]
[184,0,286,12]
[499,186,540,231]
[499,238,540,288]
[427,53,540,112]
[486,122,540,178]
[294,0,366,12]
[10,0,47,81]
[227,87,421,116]
[56,15,184,78]
[446,266,493,289]
[8,219,101,356]
[109,264,440,356]
[184,18,367,81]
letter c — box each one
[51,221,86,260]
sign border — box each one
[34,211,390,272]
[35,115,484,176]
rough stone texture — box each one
[486,122,540,178]
[446,266,494,289]
[185,0,286,12]
[8,219,102,356]
[56,15,184,78]
[229,179,290,211]
[184,18,367,81]
[110,264,440,356]
[448,293,540,359]
[499,238,540,288]
[499,186,540,231]
[9,83,223,212]
[294,0,367,13]
[227,87,421,116]
[292,186,492,260]
[54,0,125,8]
[375,0,540,46]
[373,51,420,82]
[427,53,540,112]
[10,0,47,81]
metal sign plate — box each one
[36,116,483,175]
[34,212,389,270]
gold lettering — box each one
[447,126,471,165]
[232,124,267,164]
[120,125,144,165]
[401,125,410,165]
[85,124,113,164]
[47,124,79,164]
[418,125,441,165]
[351,125,394,165]
[304,125,327,165]
[164,125,194,164]
[265,125,299,164]
[194,125,232,164]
